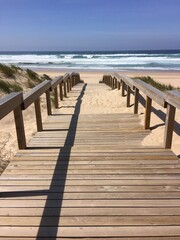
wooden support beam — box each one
[59,83,63,101]
[67,78,70,93]
[34,97,43,132]
[118,81,121,90]
[69,76,72,91]
[134,88,139,114]
[54,87,59,108]
[46,89,52,115]
[126,86,131,107]
[13,105,26,149]
[164,104,176,149]
[122,81,126,97]
[144,96,152,129]
[115,78,118,89]
[64,81,67,98]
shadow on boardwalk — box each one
[138,93,180,136]
[36,83,87,239]
[1,84,87,239]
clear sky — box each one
[0,0,180,51]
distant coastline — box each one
[0,50,180,71]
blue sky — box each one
[0,0,180,51]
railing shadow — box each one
[36,83,87,238]
[138,93,180,136]
[0,83,87,238]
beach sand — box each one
[37,70,180,155]
[0,70,179,173]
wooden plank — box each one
[1,192,180,200]
[0,216,180,226]
[1,207,180,216]
[1,185,180,192]
[1,178,180,186]
[1,199,180,208]
[1,226,180,237]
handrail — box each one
[50,76,63,90]
[0,92,26,149]
[0,92,23,120]
[165,90,180,109]
[0,72,81,149]
[102,73,179,149]
[133,79,167,108]
[22,80,51,109]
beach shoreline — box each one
[36,69,180,87]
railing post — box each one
[71,75,74,87]
[69,76,72,91]
[54,87,59,108]
[122,81,126,97]
[134,88,139,114]
[144,96,152,129]
[64,81,67,97]
[13,105,26,149]
[118,81,121,90]
[59,82,63,101]
[126,86,131,107]
[164,104,176,149]
[112,77,115,89]
[46,89,52,115]
[67,78,70,93]
[115,78,118,89]
[34,97,43,132]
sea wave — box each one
[0,51,180,70]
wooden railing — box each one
[0,72,81,150]
[102,73,180,149]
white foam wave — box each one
[0,53,180,70]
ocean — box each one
[0,50,180,71]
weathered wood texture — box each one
[106,73,179,149]
[0,82,179,239]
[0,92,23,120]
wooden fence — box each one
[0,72,80,149]
[102,73,180,149]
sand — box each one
[0,70,179,173]
[37,70,179,155]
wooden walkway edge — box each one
[0,82,180,239]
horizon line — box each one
[0,49,180,53]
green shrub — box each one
[26,68,39,80]
[132,76,175,91]
[41,74,52,81]
[0,79,23,93]
[10,64,22,72]
[26,69,43,88]
[10,83,23,92]
[0,64,15,78]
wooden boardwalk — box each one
[0,82,180,239]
